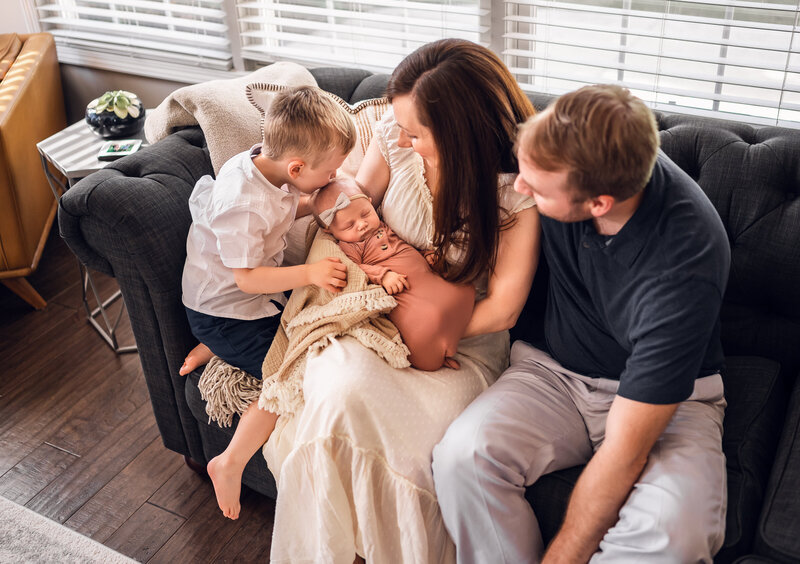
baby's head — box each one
[311,177,381,243]
[261,86,356,193]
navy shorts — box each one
[185,306,283,379]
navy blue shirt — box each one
[541,151,730,404]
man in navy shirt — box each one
[434,85,730,563]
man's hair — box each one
[517,84,659,201]
[262,86,356,165]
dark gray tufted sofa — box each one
[59,67,800,563]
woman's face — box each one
[392,94,439,167]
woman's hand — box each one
[463,206,541,337]
[307,257,348,293]
[381,271,409,295]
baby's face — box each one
[328,198,381,243]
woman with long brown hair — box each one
[264,39,541,562]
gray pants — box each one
[433,341,727,564]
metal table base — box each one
[38,151,138,355]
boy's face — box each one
[328,197,382,243]
[292,149,348,194]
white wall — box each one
[0,1,33,34]
[60,65,185,123]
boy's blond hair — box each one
[516,84,659,202]
[262,86,356,166]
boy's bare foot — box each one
[207,454,243,520]
[179,343,214,375]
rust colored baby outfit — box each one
[338,222,475,371]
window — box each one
[504,0,800,126]
[31,0,800,126]
[32,0,234,81]
[235,0,490,72]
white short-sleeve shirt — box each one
[182,144,300,320]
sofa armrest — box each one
[58,126,212,461]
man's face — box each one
[514,153,592,223]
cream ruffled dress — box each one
[264,109,535,564]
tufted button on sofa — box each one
[59,69,800,563]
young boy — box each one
[180,85,356,520]
[311,177,475,371]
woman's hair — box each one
[262,86,356,165]
[386,39,535,284]
[516,84,659,202]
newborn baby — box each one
[311,177,475,371]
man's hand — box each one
[381,271,409,295]
[307,257,347,293]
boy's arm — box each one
[233,259,347,295]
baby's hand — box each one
[381,271,409,295]
[308,257,347,293]
[423,250,436,267]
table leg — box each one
[39,153,67,200]
[38,151,138,354]
[79,262,138,354]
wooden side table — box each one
[36,117,149,354]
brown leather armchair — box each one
[0,32,67,309]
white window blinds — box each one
[34,0,233,74]
[234,0,491,72]
[503,0,800,126]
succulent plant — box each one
[87,90,141,119]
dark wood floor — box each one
[0,227,276,562]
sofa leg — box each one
[1,277,46,310]
[184,455,209,477]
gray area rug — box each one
[0,495,136,563]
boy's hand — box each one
[308,257,347,292]
[381,271,409,295]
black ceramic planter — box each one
[85,101,146,139]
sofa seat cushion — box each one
[524,356,784,562]
[755,373,800,563]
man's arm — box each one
[543,396,678,563]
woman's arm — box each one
[463,206,541,337]
[355,136,391,207]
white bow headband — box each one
[318,192,368,227]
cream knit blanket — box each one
[198,229,410,427]
[144,62,316,174]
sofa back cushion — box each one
[0,33,22,82]
[655,117,800,378]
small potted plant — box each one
[85,90,146,139]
